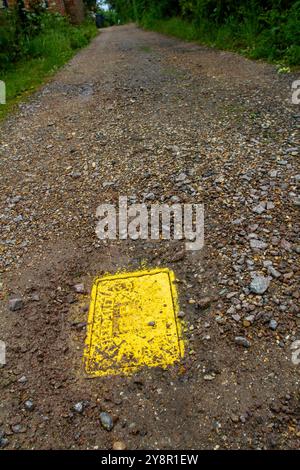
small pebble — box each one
[250,239,268,250]
[8,297,23,311]
[268,266,281,278]
[235,336,251,348]
[74,402,84,413]
[0,437,8,448]
[24,400,34,411]
[73,283,85,294]
[112,441,127,451]
[232,314,241,322]
[250,276,270,295]
[269,320,278,330]
[204,373,216,381]
[18,376,27,384]
[100,412,114,431]
[11,424,26,434]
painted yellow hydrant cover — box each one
[84,268,184,377]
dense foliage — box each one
[0,6,96,72]
[107,0,300,65]
[0,5,97,119]
[96,7,119,26]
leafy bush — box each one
[107,0,300,65]
[97,8,120,26]
[0,9,19,67]
[0,9,97,72]
[0,8,97,119]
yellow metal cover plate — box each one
[84,268,184,377]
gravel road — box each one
[0,24,299,450]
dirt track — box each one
[0,24,299,450]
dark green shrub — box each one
[107,0,300,65]
[0,9,97,72]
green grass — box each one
[143,17,197,42]
[0,19,98,120]
[140,15,300,68]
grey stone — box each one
[281,239,291,251]
[11,196,22,204]
[74,402,84,413]
[128,195,137,204]
[0,437,8,448]
[235,336,251,348]
[245,314,255,324]
[73,283,85,294]
[8,297,23,311]
[204,373,216,381]
[268,266,281,278]
[293,197,300,206]
[215,316,225,324]
[226,306,235,315]
[184,184,196,195]
[176,172,188,182]
[263,260,273,268]
[11,424,26,434]
[250,239,268,250]
[31,292,40,301]
[71,172,81,179]
[24,400,34,411]
[286,147,298,154]
[227,292,238,299]
[143,192,155,201]
[232,314,241,322]
[291,340,300,364]
[18,375,27,384]
[252,203,266,214]
[100,412,113,431]
[269,320,278,330]
[250,276,270,294]
[102,181,115,188]
[232,218,244,225]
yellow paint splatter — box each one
[84,268,184,377]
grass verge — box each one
[140,16,300,69]
[0,18,98,121]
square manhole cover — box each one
[84,268,184,377]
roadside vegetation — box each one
[107,0,300,67]
[0,5,97,119]
[96,5,119,26]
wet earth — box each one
[0,24,299,450]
